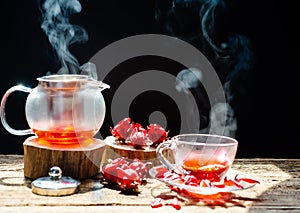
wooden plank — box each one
[0,206,253,213]
[1,205,300,213]
[0,155,299,212]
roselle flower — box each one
[110,117,134,141]
[101,157,151,191]
[132,122,147,135]
[116,167,141,190]
[129,158,152,178]
[147,124,168,145]
[102,163,119,183]
[130,127,147,148]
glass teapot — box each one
[0,74,110,144]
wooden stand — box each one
[23,136,106,180]
[102,136,173,167]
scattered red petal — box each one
[234,175,260,184]
[152,168,260,209]
[150,198,164,208]
[166,199,182,210]
[223,179,244,189]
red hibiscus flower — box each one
[110,117,134,142]
[130,127,147,148]
[147,124,169,145]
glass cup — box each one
[156,134,238,182]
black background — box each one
[0,0,297,157]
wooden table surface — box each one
[0,155,299,213]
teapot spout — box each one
[88,78,110,91]
[97,81,110,91]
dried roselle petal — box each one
[155,167,169,179]
[199,179,212,188]
[234,175,260,184]
[102,157,152,192]
[163,173,182,183]
[166,199,182,210]
[129,160,152,178]
[147,124,168,145]
[150,198,164,208]
[183,174,199,186]
[110,117,134,141]
[224,179,244,189]
[116,167,142,191]
[211,183,226,188]
[102,163,119,183]
[130,127,147,148]
[133,122,147,134]
[111,157,129,166]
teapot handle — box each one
[0,85,33,136]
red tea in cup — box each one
[156,134,238,182]
[181,152,230,182]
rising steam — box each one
[39,0,88,74]
[158,0,254,137]
[175,67,203,94]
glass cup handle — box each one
[0,85,33,136]
[156,140,179,173]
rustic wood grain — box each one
[0,155,299,212]
[102,136,173,167]
[103,136,159,166]
[23,136,106,180]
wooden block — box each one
[101,136,174,168]
[23,136,106,180]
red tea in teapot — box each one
[33,126,95,144]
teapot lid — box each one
[37,74,110,91]
[31,166,80,196]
